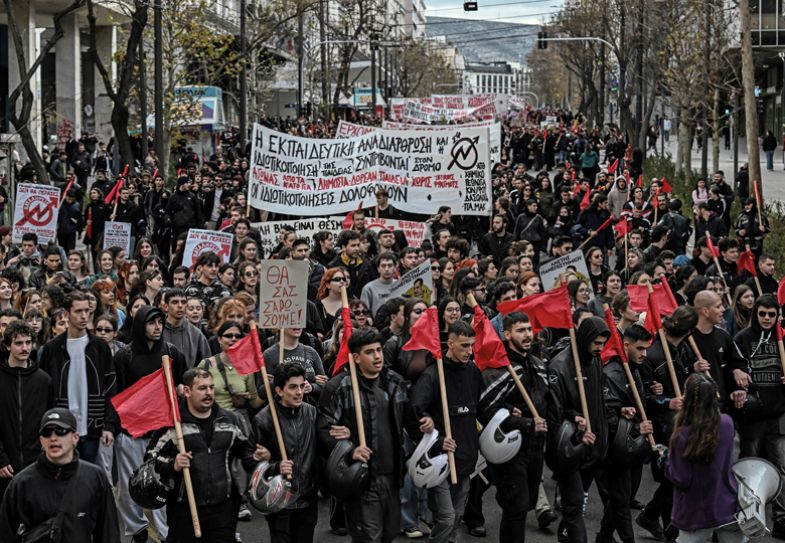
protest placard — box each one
[258,260,309,329]
[248,123,492,217]
[364,217,429,248]
[102,221,132,255]
[13,183,61,244]
[389,260,435,305]
[251,216,343,257]
[183,229,234,268]
[538,250,595,295]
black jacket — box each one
[254,401,318,508]
[39,332,118,438]
[113,199,146,238]
[734,325,785,422]
[0,357,52,473]
[148,403,257,507]
[410,358,482,478]
[640,337,692,441]
[166,189,204,230]
[0,453,120,542]
[477,231,514,267]
[546,317,610,469]
[327,253,377,300]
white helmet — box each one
[407,429,450,489]
[479,408,522,464]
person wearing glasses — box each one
[0,408,120,542]
[198,320,262,524]
[113,305,187,542]
[235,261,260,307]
[732,293,785,539]
[0,321,52,499]
[315,268,350,335]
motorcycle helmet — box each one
[479,408,522,464]
[612,417,650,466]
[553,419,591,471]
[407,429,449,489]
[129,462,170,510]
[325,440,369,500]
[246,461,298,515]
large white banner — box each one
[382,120,502,163]
[13,183,60,244]
[251,216,343,257]
[364,217,429,248]
[336,120,377,138]
[248,123,492,216]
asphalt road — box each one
[124,462,778,542]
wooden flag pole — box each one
[687,336,712,378]
[162,356,201,538]
[340,287,367,449]
[568,326,592,434]
[252,322,289,465]
[435,357,458,485]
[577,231,596,251]
[646,283,682,397]
[755,179,764,229]
[466,294,540,418]
[745,244,763,296]
[708,235,734,307]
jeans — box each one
[427,477,470,543]
[116,433,168,538]
[677,524,747,543]
[766,150,775,170]
[266,501,318,543]
[400,473,426,530]
[78,436,100,464]
[345,474,400,543]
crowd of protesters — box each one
[0,107,778,543]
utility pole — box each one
[297,7,305,117]
[740,0,762,186]
[732,91,739,177]
[701,0,710,178]
[239,0,247,154]
[139,39,148,167]
[154,0,163,166]
[319,0,329,118]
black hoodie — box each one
[546,316,610,468]
[0,355,52,481]
[734,319,785,421]
[113,306,188,408]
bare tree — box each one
[3,0,86,184]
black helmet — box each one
[129,462,170,510]
[246,461,298,515]
[612,418,650,466]
[325,440,369,500]
[553,419,591,472]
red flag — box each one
[635,174,643,188]
[332,307,353,376]
[111,364,180,438]
[608,158,619,174]
[777,323,784,342]
[651,186,661,204]
[403,306,442,360]
[660,176,673,193]
[647,291,663,332]
[777,276,785,306]
[627,283,677,317]
[572,181,581,197]
[472,305,510,371]
[497,284,572,334]
[706,235,720,258]
[225,330,264,376]
[614,218,630,239]
[342,203,363,230]
[738,250,757,276]
[104,178,124,205]
[86,207,93,239]
[601,307,626,365]
[754,180,762,210]
[121,164,129,178]
[580,189,591,211]
[595,215,613,234]
[565,161,571,170]
[61,177,75,199]
[660,279,679,309]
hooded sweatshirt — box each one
[734,318,785,421]
[113,306,188,422]
[163,318,210,369]
[546,316,610,468]
[607,178,629,219]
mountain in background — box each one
[425,17,537,65]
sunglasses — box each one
[222,333,244,339]
[244,271,258,277]
[331,277,347,283]
[40,427,71,438]
[353,310,370,316]
[758,311,777,318]
[95,327,114,334]
[411,308,425,315]
[431,266,440,271]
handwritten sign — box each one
[258,260,308,329]
[364,217,429,248]
[183,229,233,268]
[13,183,60,244]
[102,221,132,255]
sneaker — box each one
[237,503,252,521]
[235,533,243,543]
[467,526,486,537]
[330,527,348,536]
[404,527,424,539]
[537,509,558,530]
[132,528,149,543]
[635,512,665,541]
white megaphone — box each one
[732,458,782,538]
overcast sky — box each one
[423,0,563,25]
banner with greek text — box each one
[13,184,60,244]
[103,222,132,255]
[249,123,492,216]
[381,120,501,163]
[364,217,429,248]
[538,250,595,295]
[258,260,308,329]
[251,216,343,257]
[183,229,234,268]
[336,120,377,138]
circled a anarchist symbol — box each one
[448,137,479,171]
[18,196,56,227]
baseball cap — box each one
[39,408,77,433]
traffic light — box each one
[464,1,478,11]
[537,31,548,49]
